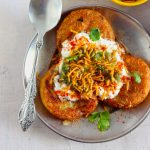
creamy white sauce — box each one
[108,82,123,99]
[54,75,79,101]
[122,68,128,77]
[58,60,63,73]
[116,52,123,62]
[54,32,129,101]
[98,82,123,99]
[99,87,105,97]
[75,32,90,41]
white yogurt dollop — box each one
[54,75,79,102]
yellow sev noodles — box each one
[58,38,129,100]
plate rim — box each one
[23,6,150,143]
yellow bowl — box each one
[112,0,148,6]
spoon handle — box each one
[18,40,43,131]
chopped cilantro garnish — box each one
[105,51,111,60]
[131,72,141,84]
[98,118,110,132]
[98,111,110,132]
[94,52,103,61]
[88,112,99,123]
[114,73,121,82]
[63,77,69,84]
[66,55,79,62]
[60,63,70,84]
[88,111,110,132]
[89,28,101,41]
[62,63,69,73]
[97,65,105,72]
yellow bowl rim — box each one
[112,0,148,6]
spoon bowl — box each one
[29,0,62,38]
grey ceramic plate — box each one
[23,6,150,143]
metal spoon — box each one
[18,0,62,131]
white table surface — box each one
[0,0,150,150]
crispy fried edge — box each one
[105,54,150,108]
[56,9,115,50]
[40,64,98,121]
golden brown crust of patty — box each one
[105,54,150,108]
[40,65,98,121]
[57,9,115,50]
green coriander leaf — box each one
[105,51,111,61]
[88,112,99,123]
[89,28,101,41]
[100,111,110,120]
[97,65,105,72]
[62,63,69,73]
[98,118,110,132]
[60,71,69,84]
[97,111,110,132]
[114,73,121,82]
[94,52,103,61]
[66,55,79,62]
[60,72,65,78]
[88,111,111,132]
[131,72,141,84]
[63,77,69,84]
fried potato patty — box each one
[57,9,115,50]
[106,54,150,108]
[40,65,98,121]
